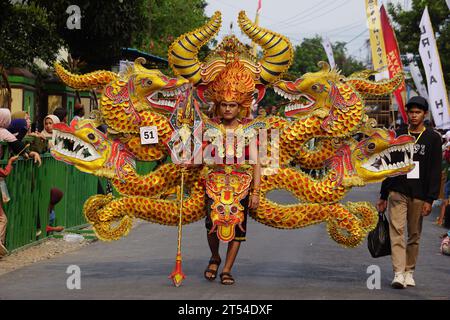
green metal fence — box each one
[1,151,159,252]
[2,154,104,251]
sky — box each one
[204,0,408,64]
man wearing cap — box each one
[377,96,442,289]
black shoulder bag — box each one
[368,211,391,258]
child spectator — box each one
[46,188,64,234]
[441,231,450,256]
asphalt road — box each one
[0,183,448,300]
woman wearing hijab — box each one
[37,114,60,151]
[41,115,60,139]
[0,108,41,165]
[8,118,28,141]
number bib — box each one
[140,126,158,145]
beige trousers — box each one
[387,191,424,273]
[0,209,7,245]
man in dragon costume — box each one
[51,10,415,285]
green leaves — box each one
[141,0,209,59]
[290,36,364,77]
[0,3,62,70]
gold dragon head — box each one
[116,57,191,114]
[326,128,415,188]
[274,61,347,119]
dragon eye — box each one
[88,133,95,141]
[367,143,376,151]
[311,84,323,92]
[217,205,225,213]
[230,206,238,214]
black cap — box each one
[405,96,429,112]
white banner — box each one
[409,62,429,99]
[446,0,450,10]
[321,37,336,69]
[419,7,450,129]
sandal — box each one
[220,272,235,285]
[204,258,221,281]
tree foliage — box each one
[32,0,149,71]
[261,36,365,111]
[142,0,209,59]
[290,36,365,77]
[0,2,62,70]
[388,0,450,85]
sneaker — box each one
[404,271,415,287]
[0,242,8,257]
[391,272,406,289]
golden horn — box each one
[318,61,331,72]
[54,62,118,90]
[346,71,405,97]
[238,11,293,85]
[168,12,222,84]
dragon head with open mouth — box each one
[51,119,135,180]
[326,128,416,187]
[274,62,342,119]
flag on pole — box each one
[419,7,450,129]
[365,0,388,75]
[409,61,429,99]
[321,37,336,69]
[380,5,407,123]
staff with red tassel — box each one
[169,166,187,287]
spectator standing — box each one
[377,96,442,289]
[46,188,64,234]
[72,103,85,122]
[0,155,19,256]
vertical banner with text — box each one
[419,7,450,129]
[409,62,429,99]
[380,5,407,123]
[365,0,388,75]
[322,37,336,69]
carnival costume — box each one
[51,11,416,285]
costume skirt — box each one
[205,194,249,242]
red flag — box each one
[380,5,407,123]
[257,0,262,12]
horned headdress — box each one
[168,11,294,118]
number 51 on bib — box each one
[140,126,159,145]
